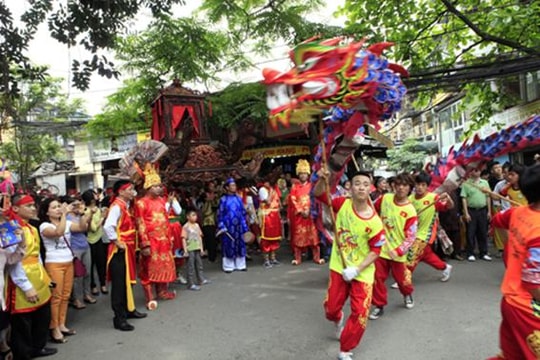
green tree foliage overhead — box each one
[386,139,429,173]
[199,0,348,52]
[85,78,150,139]
[88,1,350,138]
[86,15,249,139]
[209,82,268,129]
[0,75,86,186]
[340,0,540,128]
[0,0,186,96]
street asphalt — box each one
[52,247,504,360]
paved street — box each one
[55,249,504,360]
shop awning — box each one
[241,145,311,161]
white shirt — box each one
[39,221,74,263]
[103,204,122,241]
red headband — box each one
[117,183,132,193]
[14,195,34,206]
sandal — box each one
[70,300,86,310]
[60,328,77,336]
[84,296,97,304]
[91,287,99,296]
[49,331,67,344]
[101,286,109,294]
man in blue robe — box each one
[217,178,249,273]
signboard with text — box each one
[89,132,150,162]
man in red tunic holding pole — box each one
[135,164,177,311]
[288,159,325,265]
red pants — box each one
[372,257,413,307]
[408,241,446,272]
[324,270,372,352]
[260,239,280,253]
[487,297,540,360]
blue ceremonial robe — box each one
[217,194,249,259]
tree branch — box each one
[451,39,484,63]
[440,0,540,56]
[408,9,449,46]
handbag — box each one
[63,236,87,277]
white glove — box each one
[342,267,359,282]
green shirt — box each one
[461,178,490,209]
[85,208,103,244]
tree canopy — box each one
[0,75,86,186]
[340,0,540,127]
[87,0,349,138]
[385,139,429,172]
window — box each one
[525,71,540,102]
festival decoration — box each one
[262,36,409,191]
[119,140,168,186]
[427,114,540,192]
[263,36,409,248]
[262,37,408,131]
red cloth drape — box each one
[172,105,200,138]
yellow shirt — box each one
[329,198,385,284]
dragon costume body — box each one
[262,37,409,242]
[262,36,540,243]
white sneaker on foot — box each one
[338,351,354,360]
[334,312,344,340]
[441,264,453,282]
[404,295,414,309]
[390,282,398,289]
[481,254,492,261]
[176,275,187,284]
[369,306,384,320]
[467,255,476,262]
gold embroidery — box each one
[526,330,540,357]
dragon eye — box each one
[298,57,320,72]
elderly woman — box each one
[39,197,90,343]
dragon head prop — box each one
[262,37,409,130]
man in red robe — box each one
[104,180,147,331]
[259,180,282,268]
[135,165,177,310]
[288,159,325,265]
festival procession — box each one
[1,1,540,360]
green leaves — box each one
[386,139,430,172]
[341,0,540,130]
[209,82,268,128]
[0,75,86,185]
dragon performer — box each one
[262,37,408,360]
[262,36,409,243]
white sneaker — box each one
[338,351,354,360]
[335,312,344,340]
[390,282,398,289]
[369,306,384,320]
[467,255,476,262]
[404,295,414,309]
[481,254,492,261]
[441,264,453,282]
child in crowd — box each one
[181,210,210,291]
[488,164,540,360]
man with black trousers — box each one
[103,180,147,331]
[8,194,57,358]
[461,168,493,262]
